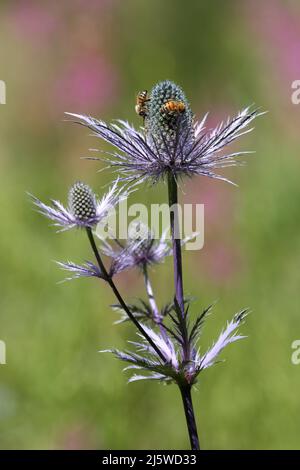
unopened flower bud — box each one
[68,182,96,222]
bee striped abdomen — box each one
[135,90,150,117]
[161,100,186,114]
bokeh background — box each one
[0,0,300,450]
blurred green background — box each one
[1,0,300,449]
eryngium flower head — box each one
[97,222,196,276]
[30,180,126,231]
[55,222,176,282]
[99,223,172,276]
[146,80,194,155]
[68,182,96,222]
[103,308,248,386]
[66,80,263,185]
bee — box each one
[161,100,185,114]
[135,90,150,118]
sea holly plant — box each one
[31,80,262,450]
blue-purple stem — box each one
[180,385,200,450]
[167,173,185,315]
[167,172,189,360]
[86,227,166,362]
[167,172,200,451]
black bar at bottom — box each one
[0,450,296,466]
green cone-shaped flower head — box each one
[68,182,97,221]
[146,80,194,153]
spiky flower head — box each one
[98,224,172,276]
[95,223,198,277]
[127,221,154,259]
[66,79,263,186]
[103,307,249,386]
[30,180,127,231]
[146,80,194,154]
[68,181,96,223]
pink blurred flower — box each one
[58,423,98,450]
[202,243,242,285]
[186,178,242,283]
[71,0,118,11]
[53,55,119,112]
[7,2,58,41]
[184,149,234,230]
[242,0,300,135]
[245,0,300,92]
[183,127,244,284]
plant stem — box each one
[167,172,185,316]
[86,227,166,362]
[180,385,200,450]
[167,172,189,359]
[167,172,200,450]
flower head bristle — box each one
[30,180,125,230]
[68,182,96,222]
[66,82,263,185]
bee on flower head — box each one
[135,90,150,119]
[161,100,186,115]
